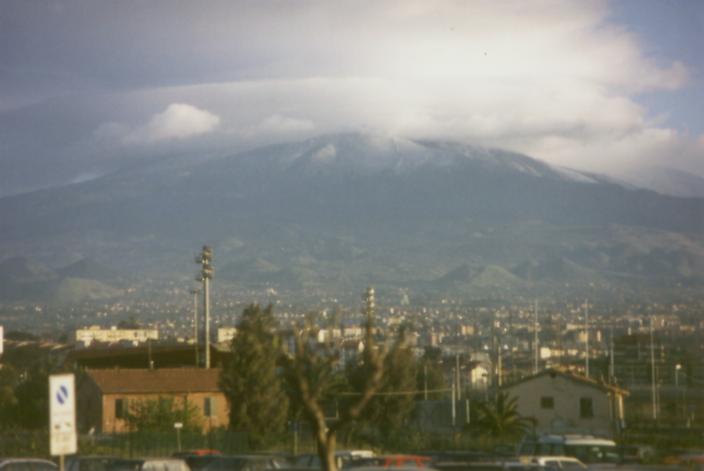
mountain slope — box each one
[0,133,702,302]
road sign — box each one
[50,374,77,456]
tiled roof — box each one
[502,368,629,396]
[85,368,222,394]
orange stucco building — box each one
[78,368,229,433]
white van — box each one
[519,434,619,464]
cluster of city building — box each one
[2,296,702,437]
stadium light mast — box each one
[190,288,200,367]
[364,286,375,321]
[196,246,214,369]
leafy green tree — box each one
[2,343,63,429]
[126,397,201,432]
[349,341,417,436]
[219,304,289,448]
[416,347,447,400]
[13,371,49,429]
[475,391,534,439]
[0,365,19,428]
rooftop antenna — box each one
[196,245,214,368]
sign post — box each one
[50,374,77,471]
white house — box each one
[502,368,628,438]
[75,325,158,347]
[217,327,237,344]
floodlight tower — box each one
[363,287,376,355]
[364,286,375,320]
[196,245,214,368]
[190,288,200,367]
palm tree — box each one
[475,391,534,439]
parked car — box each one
[201,455,282,471]
[415,451,493,464]
[435,462,545,471]
[295,451,374,470]
[344,467,436,471]
[66,456,123,471]
[172,451,223,471]
[345,456,432,469]
[519,435,619,465]
[0,459,57,471]
[529,456,587,471]
[107,458,190,471]
[616,445,655,464]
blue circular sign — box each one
[56,385,69,405]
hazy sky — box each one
[1,0,702,193]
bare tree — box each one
[283,287,406,471]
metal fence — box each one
[0,430,250,459]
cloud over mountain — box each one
[124,103,221,144]
[0,1,701,195]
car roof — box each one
[528,435,615,447]
[532,457,584,463]
[0,459,57,469]
[1,460,57,465]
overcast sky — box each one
[1,0,702,193]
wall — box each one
[505,373,618,437]
[99,392,229,433]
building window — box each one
[204,397,213,417]
[580,397,594,418]
[541,396,554,409]
[115,398,125,419]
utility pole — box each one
[196,246,214,369]
[584,299,590,378]
[451,375,456,428]
[609,323,615,383]
[190,288,200,367]
[456,352,461,401]
[533,300,539,374]
[650,316,657,421]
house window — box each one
[204,397,213,417]
[580,397,594,418]
[115,398,126,419]
[541,396,554,409]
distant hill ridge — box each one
[0,133,702,302]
